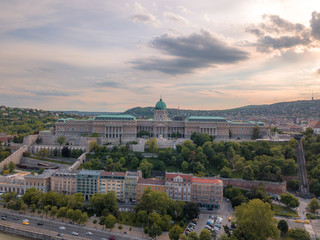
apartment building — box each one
[99,171,126,201]
[125,171,142,203]
[51,169,79,195]
[165,172,193,201]
[136,178,165,201]
[77,170,102,200]
[24,170,55,193]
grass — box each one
[306,213,320,219]
[272,204,298,218]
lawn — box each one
[272,204,298,218]
[28,156,73,166]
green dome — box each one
[155,98,167,110]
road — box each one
[0,209,141,240]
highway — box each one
[0,209,141,240]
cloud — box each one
[131,30,249,75]
[163,12,188,25]
[96,81,121,88]
[130,2,159,26]
[311,11,320,40]
[29,89,71,97]
[246,13,318,53]
[131,13,158,25]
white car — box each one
[71,232,79,236]
[59,226,66,230]
[86,232,93,236]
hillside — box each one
[123,99,320,120]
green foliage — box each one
[288,179,300,191]
[188,231,199,240]
[105,214,117,229]
[139,159,153,178]
[145,138,158,152]
[252,126,260,139]
[149,223,162,239]
[288,228,311,240]
[90,192,118,216]
[57,135,66,145]
[169,225,183,240]
[220,167,232,178]
[280,193,299,208]
[8,161,16,173]
[271,204,298,217]
[277,219,288,233]
[233,199,279,240]
[199,229,211,240]
[308,198,320,213]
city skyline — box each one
[0,0,320,112]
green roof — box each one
[188,116,227,122]
[155,98,167,110]
[95,114,135,121]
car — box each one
[86,232,93,236]
[13,217,19,220]
[303,220,310,224]
[37,222,44,226]
[22,221,29,225]
[108,236,116,240]
[59,226,66,230]
[294,220,302,223]
[57,233,64,237]
[1,216,6,220]
[71,232,79,236]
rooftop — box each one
[187,116,227,122]
[78,170,102,176]
[95,115,136,121]
[25,170,56,179]
[137,178,165,185]
[192,177,222,184]
[100,171,126,177]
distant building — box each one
[24,170,55,193]
[136,178,165,201]
[308,120,320,134]
[55,98,266,143]
[125,171,142,202]
[77,170,102,200]
[99,171,126,201]
[51,169,78,195]
[165,172,193,201]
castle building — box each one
[55,98,266,143]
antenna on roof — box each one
[312,90,314,101]
[160,94,162,101]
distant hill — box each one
[62,111,120,116]
[123,99,320,120]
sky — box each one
[0,0,320,112]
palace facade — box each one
[55,98,266,142]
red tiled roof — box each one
[309,121,320,128]
[192,177,222,184]
[137,178,165,185]
[100,171,126,177]
[165,172,193,181]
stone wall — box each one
[23,134,38,145]
[69,152,87,171]
[0,145,28,171]
[219,177,287,195]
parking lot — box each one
[185,198,234,238]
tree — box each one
[308,198,320,213]
[71,209,82,223]
[199,229,211,240]
[57,135,66,146]
[181,161,189,171]
[22,187,42,206]
[183,202,200,220]
[145,138,158,152]
[252,126,260,139]
[3,164,8,172]
[50,206,58,219]
[188,231,199,240]
[138,210,148,225]
[288,228,311,240]
[277,219,288,235]
[280,193,299,208]
[44,205,50,218]
[37,148,49,159]
[8,161,16,173]
[242,165,255,180]
[118,224,123,233]
[105,214,117,230]
[233,199,279,240]
[169,225,183,240]
[288,179,300,191]
[220,167,232,178]
[57,207,67,222]
[149,223,162,239]
[30,204,36,215]
[79,212,88,225]
[139,159,153,178]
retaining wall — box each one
[219,177,287,195]
[0,145,28,171]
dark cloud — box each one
[247,13,319,52]
[311,11,320,40]
[131,30,249,75]
[96,81,121,88]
